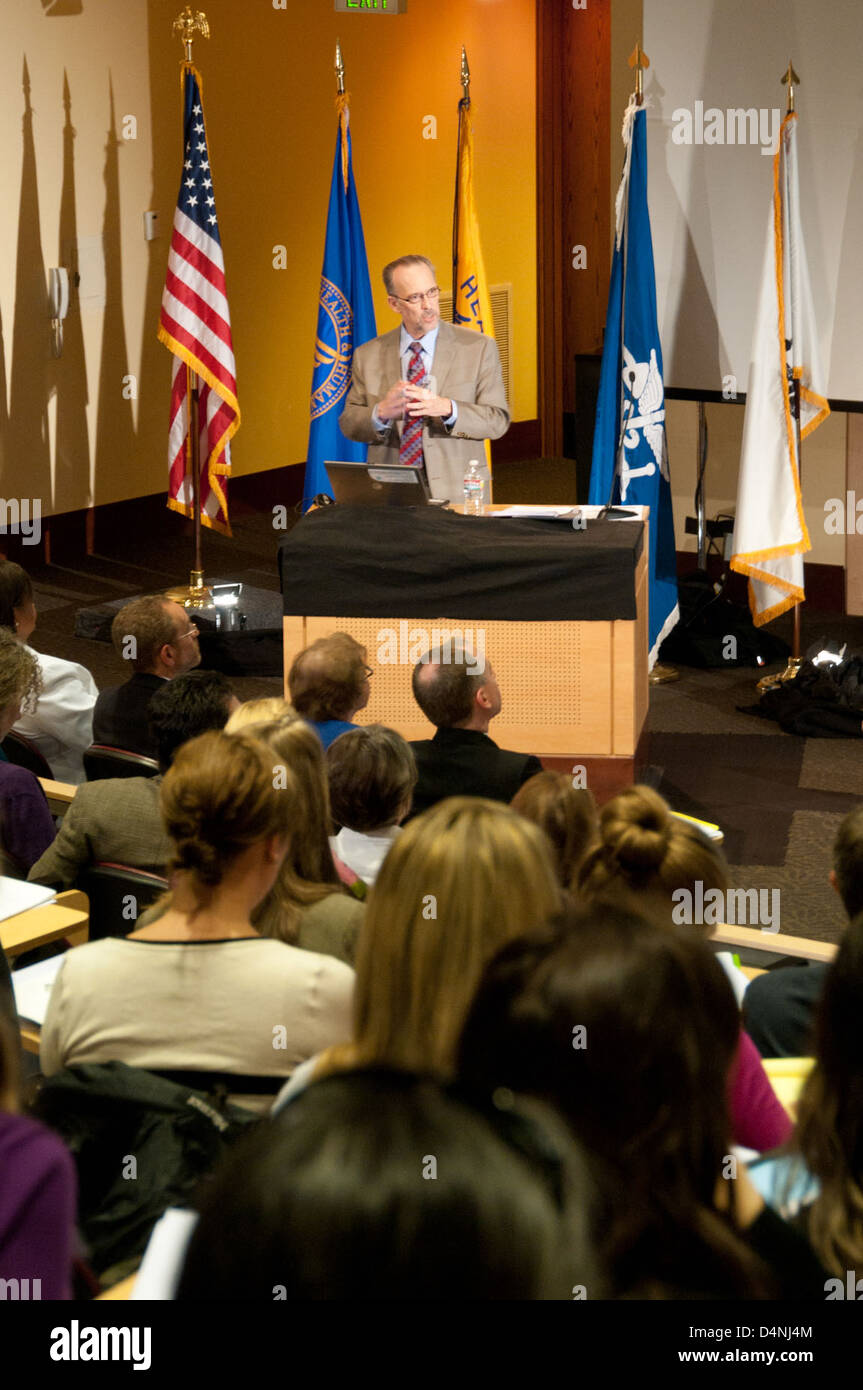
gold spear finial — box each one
[629,42,650,105]
[460,46,471,104]
[781,60,800,114]
[173,7,210,64]
[335,39,345,95]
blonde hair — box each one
[350,797,562,1076]
[160,730,299,895]
[237,718,346,943]
[225,697,296,732]
[577,784,727,930]
[0,628,41,715]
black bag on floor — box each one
[659,570,789,669]
[756,655,863,738]
[28,1061,260,1276]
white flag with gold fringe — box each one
[730,111,829,626]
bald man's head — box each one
[288,633,370,722]
[412,651,501,730]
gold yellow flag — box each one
[453,97,493,472]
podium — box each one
[279,504,649,799]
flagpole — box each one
[165,6,213,610]
[759,61,804,688]
[452,47,470,312]
[628,43,677,684]
[785,61,803,673]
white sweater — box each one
[40,936,354,1109]
[14,648,97,783]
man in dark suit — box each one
[29,671,236,889]
[408,646,542,818]
[339,254,509,504]
[92,596,202,758]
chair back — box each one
[75,862,168,940]
[84,745,160,781]
[2,731,54,779]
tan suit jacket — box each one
[339,321,510,503]
[28,776,170,890]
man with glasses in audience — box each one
[340,255,510,505]
[288,632,373,750]
[92,596,202,759]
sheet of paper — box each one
[11,954,65,1025]
[132,1207,201,1300]
[0,877,56,924]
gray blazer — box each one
[28,776,170,889]
[339,321,510,503]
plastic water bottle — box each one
[463,459,485,516]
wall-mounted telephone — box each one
[48,267,70,358]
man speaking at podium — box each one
[339,255,510,503]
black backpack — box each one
[28,1061,260,1277]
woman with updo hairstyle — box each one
[224,710,365,966]
[511,771,598,894]
[40,731,354,1111]
[577,783,726,915]
[577,783,791,1155]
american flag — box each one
[158,64,239,535]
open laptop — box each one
[325,461,432,508]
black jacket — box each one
[409,726,543,818]
[92,673,167,758]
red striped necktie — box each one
[399,340,425,467]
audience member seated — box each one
[175,1070,596,1301]
[511,771,598,895]
[92,596,202,758]
[748,908,863,1282]
[225,705,365,966]
[457,904,829,1299]
[0,560,97,784]
[744,804,863,1058]
[0,632,56,876]
[408,646,542,817]
[577,784,791,1153]
[39,730,354,1112]
[327,724,416,887]
[28,671,236,889]
[287,633,371,749]
[274,797,562,1106]
[0,1002,77,1299]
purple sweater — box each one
[0,762,56,876]
[0,1111,77,1299]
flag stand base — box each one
[164,569,214,610]
[757,656,802,693]
[649,663,680,685]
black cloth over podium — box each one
[278,506,642,621]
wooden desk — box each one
[0,890,89,958]
[3,891,89,1055]
[282,505,649,796]
[38,778,77,815]
[709,923,836,964]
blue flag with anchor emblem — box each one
[303,96,376,510]
[588,102,678,669]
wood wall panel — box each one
[537,0,611,455]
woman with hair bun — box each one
[577,784,791,1154]
[40,731,353,1111]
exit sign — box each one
[335,0,406,12]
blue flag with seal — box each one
[303,94,376,510]
[589,100,678,669]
